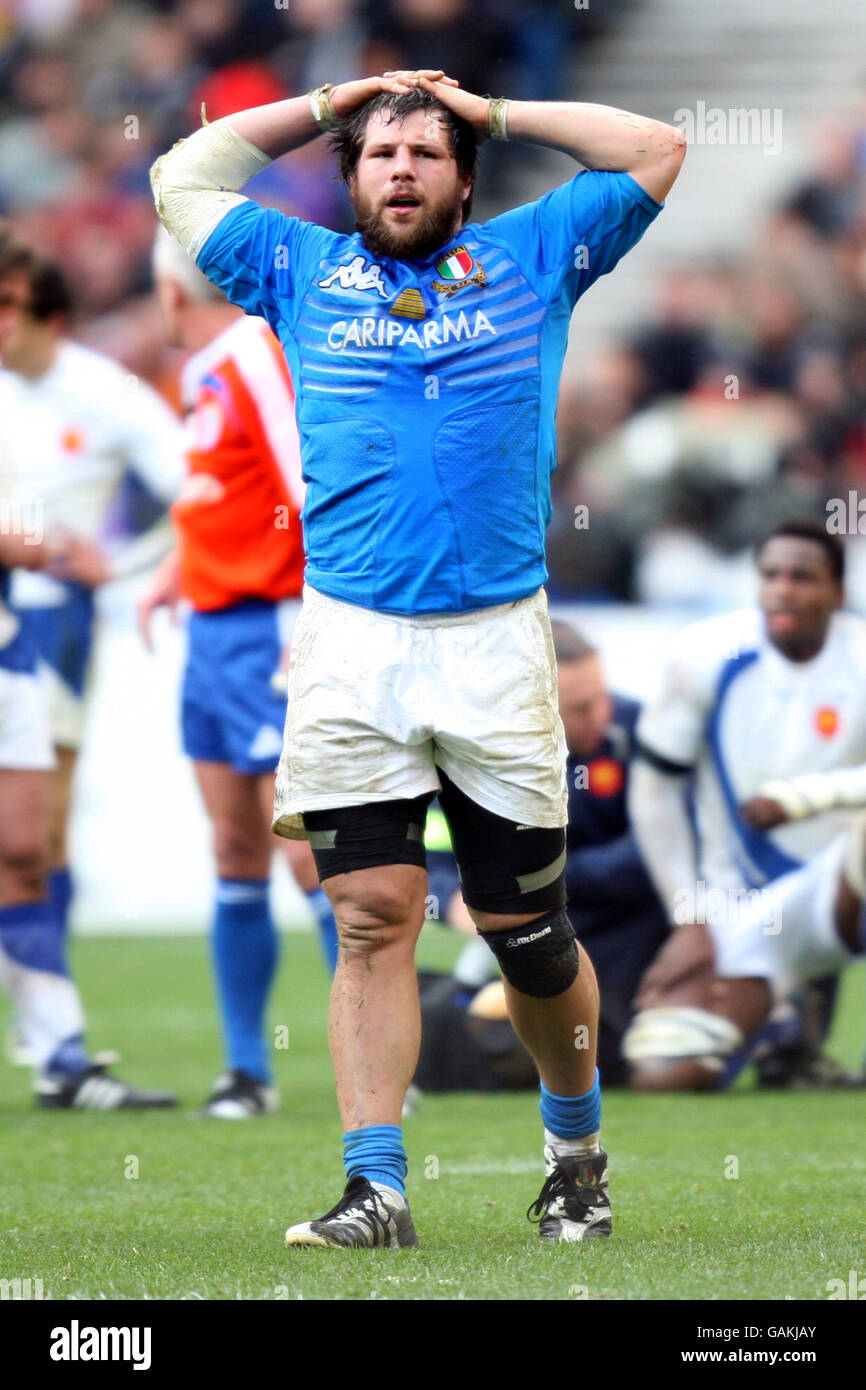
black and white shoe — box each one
[527,1146,612,1242]
[197,1070,279,1119]
[285,1176,419,1249]
[35,1058,178,1111]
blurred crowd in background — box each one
[2,0,866,607]
[548,110,866,606]
[0,0,605,374]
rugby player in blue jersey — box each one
[151,69,685,1246]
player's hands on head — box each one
[330,71,458,120]
[409,73,491,136]
[738,795,789,830]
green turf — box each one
[1,928,864,1301]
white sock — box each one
[0,949,85,1070]
[544,1128,601,1158]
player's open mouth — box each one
[387,196,421,216]
[767,611,800,632]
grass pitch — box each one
[1,928,864,1301]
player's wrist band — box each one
[487,97,510,142]
[309,84,340,133]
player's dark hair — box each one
[328,89,479,223]
[0,221,32,281]
[0,228,73,322]
[756,518,845,584]
[26,256,74,322]
[550,620,598,665]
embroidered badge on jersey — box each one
[432,245,486,297]
[586,758,625,797]
[317,255,390,300]
[814,706,840,739]
[390,288,426,319]
[60,427,86,453]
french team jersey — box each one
[196,170,662,615]
[174,315,305,611]
[0,341,184,613]
[636,609,866,890]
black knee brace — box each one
[302,793,435,881]
[482,906,579,999]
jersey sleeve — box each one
[483,169,662,306]
[114,374,185,504]
[636,626,719,771]
[196,201,333,333]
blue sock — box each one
[46,1033,90,1076]
[0,901,90,1074]
[0,899,68,975]
[540,1071,601,1139]
[343,1125,407,1195]
[48,866,74,939]
[211,878,278,1084]
[307,887,339,975]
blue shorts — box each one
[13,584,94,693]
[182,599,294,775]
[0,624,39,675]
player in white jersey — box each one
[0,229,184,956]
[0,524,177,1107]
[625,520,866,1089]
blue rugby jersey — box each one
[197,170,662,615]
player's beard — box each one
[353,189,463,262]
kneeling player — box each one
[625,520,866,1088]
[624,819,865,1088]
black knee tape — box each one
[436,769,567,914]
[482,906,579,999]
[302,794,434,881]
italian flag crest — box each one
[436,247,474,281]
[432,245,486,297]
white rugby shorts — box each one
[272,584,568,840]
[0,665,56,771]
[711,834,858,1000]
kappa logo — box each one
[318,255,389,300]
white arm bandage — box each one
[757,766,866,821]
[628,758,699,924]
[150,121,273,261]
